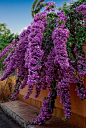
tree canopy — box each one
[0,23,11,37]
[31,0,45,18]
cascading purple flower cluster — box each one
[75,80,86,100]
[52,28,69,69]
[77,55,86,77]
[42,1,56,12]
[0,34,28,81]
[24,1,56,99]
[23,11,47,99]
[74,55,86,100]
[74,3,86,27]
[0,1,86,125]
[0,26,31,100]
[0,38,17,58]
[45,48,55,84]
[52,9,74,119]
[31,86,56,125]
[56,10,68,28]
[69,3,86,100]
[57,69,71,119]
[52,9,69,69]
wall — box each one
[0,75,15,101]
[18,75,86,128]
[18,45,86,128]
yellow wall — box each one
[0,75,15,100]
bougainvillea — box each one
[0,0,86,125]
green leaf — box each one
[65,118,69,121]
[58,7,62,11]
[63,8,68,13]
[36,112,39,116]
[40,105,42,108]
[43,97,46,101]
[14,89,16,92]
[8,96,11,99]
[81,98,83,101]
[37,60,41,65]
[26,121,30,126]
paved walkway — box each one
[0,107,22,128]
[0,100,79,128]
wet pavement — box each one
[0,107,23,128]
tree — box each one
[31,0,45,18]
[0,24,19,70]
[0,34,19,50]
[0,23,11,37]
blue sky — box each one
[0,0,77,35]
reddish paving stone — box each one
[0,100,79,128]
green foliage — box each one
[26,121,30,125]
[36,112,39,116]
[0,32,19,70]
[65,118,69,121]
[63,1,67,8]
[0,23,11,37]
[31,0,38,18]
[31,0,45,18]
[42,12,58,51]
[43,97,47,101]
[58,7,62,11]
[62,0,86,63]
[40,105,42,108]
[70,0,86,9]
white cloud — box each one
[16,26,27,35]
[66,2,70,6]
[22,27,27,30]
[64,0,79,7]
[66,0,75,6]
